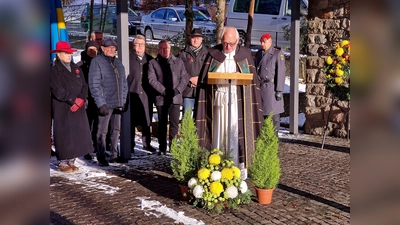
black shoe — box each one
[84,153,93,160]
[109,158,117,163]
[143,145,157,152]
[98,159,109,167]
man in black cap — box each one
[177,28,208,117]
[79,41,99,160]
[89,38,128,166]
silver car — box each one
[139,7,216,40]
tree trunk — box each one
[185,0,194,46]
[245,0,255,47]
[88,0,94,41]
[215,0,226,45]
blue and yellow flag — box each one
[50,0,70,63]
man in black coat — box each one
[148,40,189,155]
[79,41,99,160]
[254,33,286,136]
[177,28,208,117]
[127,35,156,153]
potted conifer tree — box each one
[170,108,202,201]
[248,113,281,204]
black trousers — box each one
[156,104,180,152]
[264,113,280,137]
[130,100,153,149]
[86,101,98,150]
[96,109,121,160]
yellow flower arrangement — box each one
[198,168,211,180]
[324,40,350,101]
[208,154,221,165]
[221,168,233,180]
[188,148,252,213]
[210,182,224,195]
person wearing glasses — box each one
[127,35,157,153]
[194,27,263,179]
[89,38,128,166]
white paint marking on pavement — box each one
[136,197,205,225]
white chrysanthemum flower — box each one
[188,177,198,189]
[240,180,248,193]
[226,186,238,199]
[193,185,204,198]
[211,171,222,181]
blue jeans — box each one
[182,98,195,117]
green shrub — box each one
[248,113,281,189]
[170,108,202,184]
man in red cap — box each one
[255,32,286,136]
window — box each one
[152,9,166,19]
[166,9,178,21]
[233,0,282,15]
[285,0,308,16]
[255,0,281,15]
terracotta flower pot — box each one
[254,187,275,204]
[179,184,191,201]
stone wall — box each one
[305,0,350,137]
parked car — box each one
[139,6,216,40]
[81,4,141,35]
[225,0,308,48]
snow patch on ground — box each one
[280,112,306,127]
[136,197,205,225]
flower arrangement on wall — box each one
[324,40,350,101]
[188,148,252,213]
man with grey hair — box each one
[194,27,263,179]
[89,38,128,166]
[148,40,189,155]
[127,35,156,153]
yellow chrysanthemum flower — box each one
[335,69,344,77]
[208,154,221,165]
[340,40,349,47]
[335,47,344,57]
[336,64,342,69]
[326,56,333,65]
[231,166,241,178]
[326,75,331,79]
[221,168,234,180]
[340,58,347,64]
[209,181,224,195]
[347,46,350,53]
[198,168,211,180]
[335,77,343,85]
[329,69,335,74]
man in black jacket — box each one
[127,35,156,153]
[177,28,208,117]
[89,38,128,166]
[79,41,99,160]
[148,40,189,155]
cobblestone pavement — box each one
[50,131,350,225]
